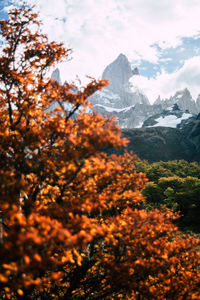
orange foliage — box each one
[0,5,200,299]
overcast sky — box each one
[1,0,200,103]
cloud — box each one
[2,0,200,98]
[4,0,198,81]
[131,56,200,103]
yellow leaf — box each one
[17,289,24,296]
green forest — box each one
[137,160,200,233]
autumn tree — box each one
[0,5,200,299]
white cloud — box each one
[5,0,198,82]
[3,0,200,94]
[131,56,200,103]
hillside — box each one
[107,113,200,162]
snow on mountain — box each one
[90,89,121,107]
[143,104,194,128]
[150,113,192,128]
[93,104,135,113]
[50,55,199,129]
[89,53,153,127]
[90,54,199,128]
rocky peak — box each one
[173,88,196,114]
[153,88,198,114]
[51,68,61,84]
[154,95,162,105]
[183,88,191,96]
[89,53,151,127]
[196,94,200,101]
[174,88,192,100]
[102,53,132,93]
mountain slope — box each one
[143,104,194,128]
[108,114,200,162]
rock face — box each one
[110,115,200,162]
[132,67,139,75]
[90,53,153,127]
[182,113,200,161]
[121,127,192,162]
[196,95,200,112]
[102,53,133,94]
[92,53,150,108]
[51,68,61,84]
[154,89,198,114]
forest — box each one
[137,160,200,233]
[0,5,200,300]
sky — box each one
[1,0,200,103]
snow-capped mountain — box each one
[50,60,200,162]
[89,54,159,128]
[92,102,163,128]
[90,54,150,109]
[51,54,200,129]
[143,104,194,128]
[89,54,199,128]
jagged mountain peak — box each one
[51,68,61,84]
[89,54,153,127]
[102,53,133,91]
[174,88,192,99]
[154,95,162,105]
[116,53,129,62]
[153,88,198,115]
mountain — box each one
[91,53,149,108]
[50,64,200,162]
[102,53,133,94]
[108,114,200,162]
[195,94,200,111]
[90,54,199,128]
[51,68,61,84]
[142,104,195,129]
[51,56,200,130]
[90,54,157,128]
[154,88,198,114]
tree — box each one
[0,6,200,299]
